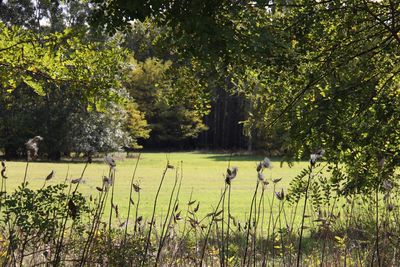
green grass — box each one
[3,152,310,221]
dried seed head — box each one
[275,188,285,201]
[104,155,116,168]
[114,204,119,218]
[68,199,77,219]
[96,186,103,192]
[310,154,317,166]
[194,202,200,212]
[387,204,394,212]
[1,169,7,179]
[133,183,141,192]
[175,211,182,221]
[103,176,112,187]
[383,180,393,191]
[167,163,174,169]
[315,149,325,158]
[45,170,55,181]
[189,218,199,228]
[71,178,81,184]
[272,178,282,184]
[262,157,271,169]
[384,192,390,201]
[310,149,324,167]
[43,244,50,258]
[25,136,43,160]
[1,161,7,179]
[257,172,265,181]
[226,167,238,184]
[256,162,263,172]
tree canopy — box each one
[86,0,400,193]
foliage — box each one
[86,0,400,193]
[251,0,400,194]
[0,22,150,157]
[125,56,209,145]
[123,102,150,149]
[0,0,91,32]
[0,183,91,265]
[2,183,89,233]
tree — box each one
[124,55,209,147]
[0,23,149,158]
[87,0,400,193]
[235,0,400,192]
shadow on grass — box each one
[203,154,282,162]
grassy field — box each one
[4,152,395,266]
[3,152,310,221]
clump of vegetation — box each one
[0,141,399,266]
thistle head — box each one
[275,188,285,201]
[225,166,238,184]
[310,149,324,167]
[104,155,116,168]
[272,178,282,184]
[25,136,43,160]
[257,172,265,181]
[262,157,271,169]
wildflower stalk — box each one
[108,168,116,243]
[134,187,141,234]
[296,165,313,267]
[225,183,232,267]
[258,184,266,263]
[275,197,286,266]
[320,195,338,266]
[223,155,233,267]
[171,188,193,264]
[54,160,89,266]
[1,160,7,200]
[155,165,179,265]
[262,183,275,266]
[344,195,355,265]
[375,182,381,266]
[243,180,259,266]
[252,186,258,267]
[221,186,226,267]
[22,161,29,185]
[141,163,170,266]
[80,180,109,266]
[199,184,228,267]
[161,162,184,266]
[124,153,141,244]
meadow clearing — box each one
[2,152,399,266]
[3,152,309,221]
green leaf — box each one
[22,76,45,96]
